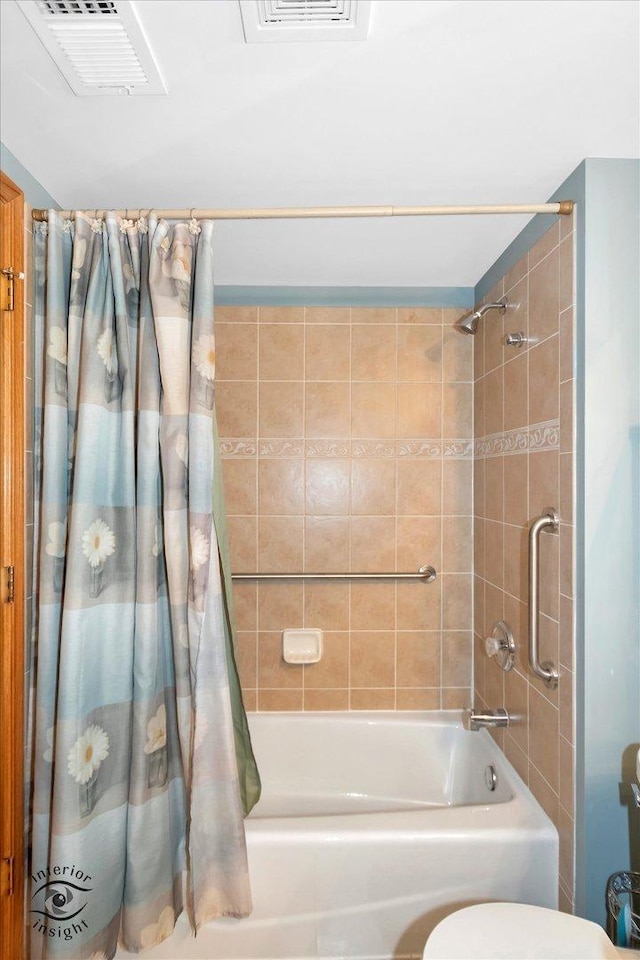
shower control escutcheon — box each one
[505,332,529,347]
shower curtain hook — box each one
[137,210,149,234]
[188,209,202,236]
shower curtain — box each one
[30,211,260,959]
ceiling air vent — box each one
[239,0,371,43]
[17,0,167,96]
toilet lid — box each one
[422,903,620,959]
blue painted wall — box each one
[580,159,640,925]
[476,159,640,926]
[0,142,59,209]
[214,285,473,306]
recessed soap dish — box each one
[282,629,323,664]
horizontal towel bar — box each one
[232,565,437,583]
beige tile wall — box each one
[217,305,475,712]
[472,217,575,910]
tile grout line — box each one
[302,307,306,711]
[499,269,506,712]
[524,260,531,767]
[394,309,399,709]
[347,307,353,709]
[499,273,507,720]
[255,308,261,705]
[555,238,563,800]
[439,309,445,709]
[470,296,476,705]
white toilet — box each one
[422,903,638,959]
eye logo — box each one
[32,880,91,921]
[30,864,93,942]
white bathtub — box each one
[121,711,558,960]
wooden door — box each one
[0,170,26,960]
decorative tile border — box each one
[396,439,474,459]
[349,440,395,458]
[257,439,305,457]
[305,440,351,458]
[219,439,258,458]
[220,438,474,459]
[528,420,561,452]
[440,440,475,459]
[220,428,557,460]
[220,428,560,460]
[474,420,560,459]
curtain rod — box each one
[31,201,574,222]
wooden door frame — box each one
[0,170,26,960]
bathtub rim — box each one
[244,709,559,845]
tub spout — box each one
[464,708,510,731]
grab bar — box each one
[528,507,559,689]
[232,564,437,583]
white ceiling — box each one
[1,0,639,288]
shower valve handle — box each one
[485,636,502,657]
[484,621,516,672]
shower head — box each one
[457,296,508,335]
[457,309,483,335]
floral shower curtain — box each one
[30,211,260,959]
